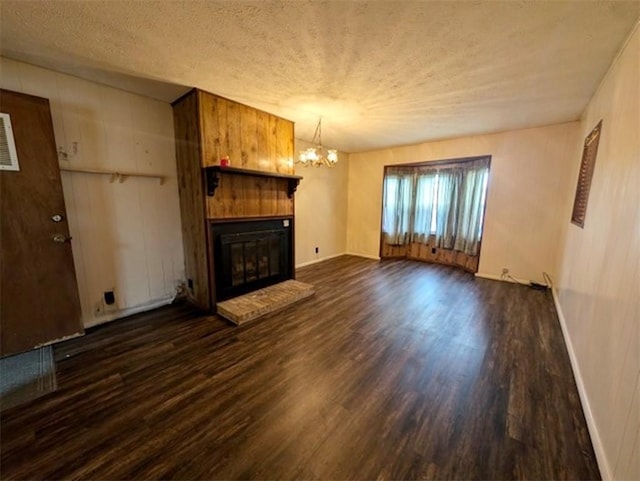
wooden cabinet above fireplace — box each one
[172,89,299,311]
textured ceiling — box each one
[1,1,638,153]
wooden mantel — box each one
[204,166,302,198]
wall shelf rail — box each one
[59,166,165,185]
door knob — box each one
[52,234,72,243]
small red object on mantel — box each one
[220,156,230,167]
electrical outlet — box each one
[502,268,509,275]
[104,290,115,305]
[101,289,117,313]
[315,247,319,254]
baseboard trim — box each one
[84,295,175,329]
[296,252,382,268]
[295,252,346,268]
[344,252,381,261]
[474,272,530,285]
[551,287,609,481]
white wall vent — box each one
[0,113,20,171]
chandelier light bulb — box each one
[295,117,339,168]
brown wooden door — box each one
[0,89,83,357]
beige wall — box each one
[346,122,579,283]
[557,23,639,481]
[1,58,185,327]
[294,139,348,267]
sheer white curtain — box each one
[453,166,489,255]
[434,160,489,256]
[434,168,462,250]
[381,172,414,245]
[411,172,436,243]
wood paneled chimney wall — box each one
[172,89,297,311]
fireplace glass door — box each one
[214,219,292,301]
[229,234,282,287]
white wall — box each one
[294,139,348,267]
[556,23,639,481]
[1,58,185,328]
[346,122,579,283]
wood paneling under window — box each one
[571,120,602,228]
[381,238,480,273]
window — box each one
[381,156,490,256]
[381,172,414,245]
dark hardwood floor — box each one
[0,256,599,480]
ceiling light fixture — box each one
[296,117,338,167]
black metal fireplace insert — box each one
[212,218,293,301]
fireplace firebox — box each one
[212,218,294,301]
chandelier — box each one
[297,117,338,167]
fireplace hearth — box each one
[212,218,294,301]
